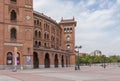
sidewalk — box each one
[0,75,21,81]
[0,65,120,81]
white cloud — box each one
[87,0,96,6]
[34,0,120,56]
[117,0,120,4]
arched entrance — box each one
[54,54,58,68]
[66,56,68,67]
[44,53,50,68]
[33,52,39,68]
[7,52,13,65]
[61,55,64,67]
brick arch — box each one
[33,52,39,68]
[34,28,41,38]
[9,8,18,14]
[54,54,59,68]
[6,52,13,65]
[44,53,50,68]
[38,31,41,38]
[61,55,64,67]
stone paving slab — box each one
[0,75,21,81]
[36,72,107,81]
[0,65,120,81]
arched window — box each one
[10,10,17,21]
[67,28,69,32]
[35,30,37,38]
[44,24,45,27]
[39,42,41,46]
[11,28,17,39]
[40,22,41,27]
[11,0,16,2]
[39,31,41,38]
[44,33,47,39]
[53,37,55,41]
[7,52,13,65]
[66,35,70,41]
[37,20,39,25]
[34,20,36,25]
[47,34,49,39]
[66,45,70,50]
[35,41,37,46]
[64,28,66,32]
[44,43,46,47]
[70,28,72,32]
[51,36,54,41]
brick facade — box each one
[0,0,76,69]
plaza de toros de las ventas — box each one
[0,0,76,69]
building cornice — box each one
[33,11,61,30]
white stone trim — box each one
[25,5,32,8]
[8,25,19,32]
[4,43,23,46]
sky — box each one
[33,0,120,56]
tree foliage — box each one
[75,55,120,65]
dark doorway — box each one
[54,54,58,68]
[61,55,64,67]
[7,52,13,65]
[44,53,50,68]
[33,52,39,68]
[66,56,68,67]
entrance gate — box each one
[33,52,39,68]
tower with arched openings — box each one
[0,0,76,69]
[0,0,34,69]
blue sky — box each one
[33,0,120,56]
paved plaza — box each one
[0,64,120,81]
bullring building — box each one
[0,0,76,69]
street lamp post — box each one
[101,55,106,68]
[75,46,82,70]
[103,55,106,68]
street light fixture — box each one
[75,46,82,70]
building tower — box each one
[0,0,34,69]
[59,17,77,66]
